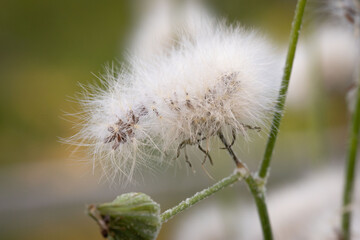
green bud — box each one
[88,192,162,240]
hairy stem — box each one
[258,0,308,179]
[160,171,242,223]
[341,77,360,239]
[218,133,273,240]
[244,177,273,240]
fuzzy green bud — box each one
[88,192,161,240]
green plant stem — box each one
[341,80,360,239]
[245,176,273,240]
[258,0,307,179]
[218,133,273,240]
[160,171,242,223]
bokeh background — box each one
[1,0,359,239]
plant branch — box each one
[258,0,308,179]
[341,77,360,239]
[218,132,273,240]
[244,176,273,240]
[160,171,243,223]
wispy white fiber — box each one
[69,4,282,182]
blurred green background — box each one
[0,0,354,239]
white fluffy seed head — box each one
[131,20,281,150]
[69,8,282,183]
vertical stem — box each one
[218,133,273,240]
[341,79,360,239]
[258,0,308,179]
[245,176,273,240]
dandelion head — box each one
[69,10,282,183]
[132,20,282,151]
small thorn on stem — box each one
[198,144,213,165]
[183,146,196,173]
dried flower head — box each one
[329,0,360,32]
[69,8,282,183]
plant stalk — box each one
[341,79,360,239]
[218,133,273,240]
[160,171,242,223]
[244,176,273,240]
[258,0,308,179]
